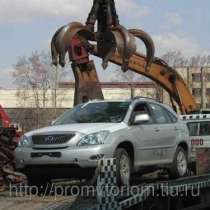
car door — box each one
[148,103,178,163]
[129,102,167,166]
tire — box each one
[188,161,197,176]
[169,146,188,179]
[114,148,131,186]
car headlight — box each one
[78,131,110,146]
[18,135,32,147]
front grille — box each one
[31,152,61,158]
[32,134,75,145]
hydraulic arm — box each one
[109,52,197,114]
[50,0,198,114]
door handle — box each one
[154,127,160,132]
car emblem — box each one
[45,136,54,143]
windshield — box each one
[53,101,130,125]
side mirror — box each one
[134,113,150,124]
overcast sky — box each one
[0,0,210,88]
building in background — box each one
[1,67,210,131]
[172,67,210,109]
[0,82,157,131]
[0,68,209,111]
[0,82,157,109]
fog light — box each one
[90,154,104,160]
[73,158,79,163]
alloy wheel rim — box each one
[177,151,187,177]
[120,154,130,185]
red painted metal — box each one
[0,105,11,128]
[68,35,89,64]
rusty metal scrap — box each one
[0,128,26,192]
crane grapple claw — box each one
[51,22,94,67]
[112,25,137,72]
[50,0,198,114]
[128,29,155,70]
[50,0,155,72]
[96,25,136,72]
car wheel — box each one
[114,148,131,186]
[169,147,188,179]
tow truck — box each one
[181,114,210,173]
[181,114,210,149]
[92,158,210,210]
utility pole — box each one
[130,83,134,99]
[187,67,190,87]
[54,66,58,117]
[201,67,204,109]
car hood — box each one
[25,123,127,137]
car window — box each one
[187,122,199,136]
[161,108,174,123]
[150,103,169,124]
[53,101,130,125]
[130,103,154,124]
[200,121,210,136]
[165,110,178,123]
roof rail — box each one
[181,114,210,120]
[132,96,156,101]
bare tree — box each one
[111,67,162,100]
[161,51,186,67]
[13,51,67,131]
[112,68,146,99]
[161,51,210,109]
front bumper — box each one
[21,164,96,179]
[15,144,113,174]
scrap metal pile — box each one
[0,128,25,192]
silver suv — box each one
[15,98,190,186]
